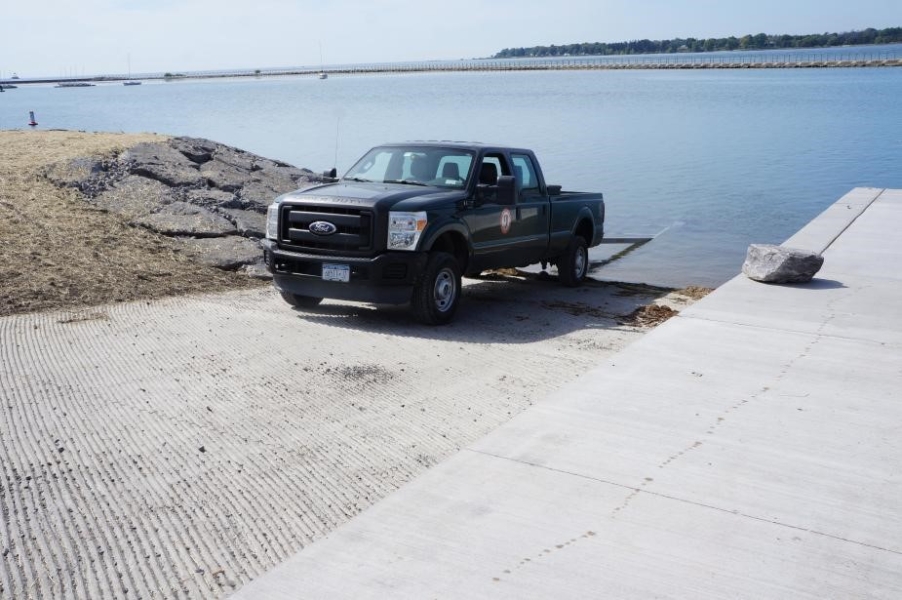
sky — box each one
[3,0,901,78]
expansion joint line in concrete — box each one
[673,313,902,349]
[465,448,902,557]
[817,188,886,255]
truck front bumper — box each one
[262,240,428,305]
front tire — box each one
[279,291,323,308]
[411,252,462,325]
[558,236,589,287]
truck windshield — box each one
[344,146,475,189]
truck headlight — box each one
[266,203,279,240]
[387,211,427,251]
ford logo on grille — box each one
[309,220,338,236]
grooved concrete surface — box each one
[0,274,672,599]
[235,188,902,599]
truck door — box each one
[462,153,516,272]
[508,153,550,265]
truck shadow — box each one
[290,271,682,344]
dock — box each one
[234,187,902,599]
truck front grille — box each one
[280,204,374,253]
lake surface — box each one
[2,66,900,288]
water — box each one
[2,66,900,288]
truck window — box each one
[435,155,472,186]
[511,154,540,197]
[346,150,394,182]
[478,153,511,185]
[401,152,432,181]
[403,153,473,186]
[345,146,475,188]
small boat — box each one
[123,54,141,85]
[318,42,328,79]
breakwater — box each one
[277,52,902,77]
[7,50,902,85]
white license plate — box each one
[322,263,350,282]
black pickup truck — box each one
[263,142,605,324]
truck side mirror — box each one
[323,167,337,180]
[546,184,562,196]
[475,184,491,204]
[496,176,517,206]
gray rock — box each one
[199,158,250,192]
[95,176,177,219]
[239,262,273,280]
[742,244,824,283]
[124,143,204,188]
[185,188,239,209]
[175,236,262,269]
[43,157,103,188]
[254,160,311,188]
[133,202,236,237]
[169,137,215,164]
[218,208,266,238]
[43,156,132,197]
[45,135,316,277]
[236,181,285,210]
[212,147,257,172]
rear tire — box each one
[558,236,589,287]
[279,291,323,308]
[411,252,462,325]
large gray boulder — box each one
[199,158,251,192]
[95,176,178,219]
[238,180,290,210]
[176,236,262,270]
[169,137,215,164]
[218,208,266,238]
[185,188,239,209]
[123,143,204,188]
[132,202,236,237]
[742,244,824,283]
[45,136,321,277]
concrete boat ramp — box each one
[235,187,902,599]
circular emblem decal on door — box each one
[500,208,512,235]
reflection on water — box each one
[2,67,900,287]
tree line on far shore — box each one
[493,27,902,58]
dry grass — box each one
[619,304,678,327]
[0,130,264,316]
[674,285,713,300]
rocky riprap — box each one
[44,137,322,277]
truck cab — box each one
[263,142,604,324]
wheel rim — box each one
[433,268,456,312]
[574,246,587,278]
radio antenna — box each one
[333,116,341,170]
